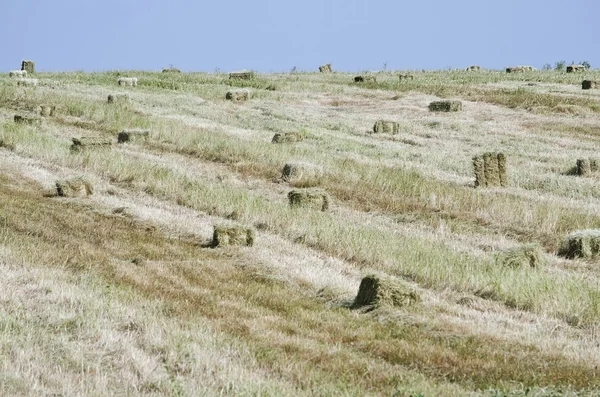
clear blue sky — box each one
[1,0,597,73]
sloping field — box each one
[0,69,599,396]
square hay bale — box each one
[117,77,138,87]
[55,177,93,198]
[559,229,600,260]
[567,65,585,73]
[226,89,249,101]
[582,80,598,90]
[506,65,536,73]
[282,162,324,184]
[398,73,414,80]
[466,65,481,71]
[473,155,486,187]
[21,60,35,74]
[288,188,330,211]
[14,114,42,126]
[483,152,500,187]
[473,152,507,187]
[212,225,255,247]
[118,129,150,143]
[162,67,181,73]
[372,120,399,134]
[319,64,332,73]
[577,159,591,176]
[272,132,304,144]
[496,244,546,268]
[39,105,56,117]
[16,78,38,87]
[107,94,130,104]
[354,75,376,83]
[71,137,113,152]
[352,275,420,309]
[497,152,508,187]
[428,100,462,112]
[229,70,255,80]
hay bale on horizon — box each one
[55,177,93,198]
[16,78,38,87]
[398,73,414,81]
[354,75,376,83]
[506,66,535,73]
[288,188,330,211]
[473,152,508,187]
[107,94,130,104]
[496,244,546,268]
[282,161,324,184]
[352,275,420,309]
[14,114,42,126]
[212,225,255,247]
[372,120,399,134]
[226,89,249,101]
[229,70,254,80]
[559,229,600,260]
[39,105,56,117]
[118,129,150,143]
[71,137,113,152]
[582,80,598,90]
[466,65,481,71]
[567,65,585,73]
[117,77,138,87]
[429,100,462,112]
[21,60,35,74]
[162,67,181,73]
[319,64,332,73]
[272,132,304,144]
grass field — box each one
[0,68,599,396]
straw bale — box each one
[559,230,600,259]
[226,89,249,101]
[212,225,255,247]
[319,64,332,73]
[373,120,399,134]
[39,105,55,117]
[272,132,304,144]
[353,275,420,308]
[496,244,546,268]
[428,100,462,112]
[282,162,323,184]
[21,60,35,74]
[567,65,585,73]
[577,159,591,176]
[288,188,329,211]
[55,177,93,198]
[229,70,255,80]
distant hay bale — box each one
[282,162,324,184]
[398,73,414,81]
[466,65,481,71]
[226,89,250,101]
[372,120,399,134]
[55,177,93,198]
[496,244,546,268]
[21,60,35,74]
[582,80,598,90]
[567,65,585,73]
[319,64,332,73]
[118,128,150,143]
[288,188,329,211]
[39,105,56,117]
[71,137,113,152]
[162,67,181,73]
[352,275,420,309]
[16,78,38,87]
[559,229,600,260]
[428,100,462,112]
[229,70,255,80]
[14,114,42,126]
[212,225,255,247]
[506,66,535,73]
[272,132,304,144]
[354,75,376,83]
[473,152,508,187]
[9,70,27,78]
[107,94,130,104]
[117,77,138,87]
[576,158,598,176]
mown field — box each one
[0,68,599,396]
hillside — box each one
[0,69,599,396]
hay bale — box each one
[353,275,420,308]
[582,80,598,90]
[39,105,56,117]
[473,155,486,187]
[212,225,255,247]
[118,129,150,143]
[282,162,324,184]
[14,114,42,126]
[21,60,35,74]
[496,244,546,268]
[559,229,600,259]
[506,66,535,73]
[117,77,138,87]
[398,73,414,80]
[288,188,329,211]
[272,132,304,144]
[55,177,93,198]
[229,70,255,80]
[428,100,462,112]
[497,152,508,187]
[319,64,332,73]
[226,89,249,101]
[577,159,591,176]
[483,152,500,187]
[71,137,113,151]
[567,65,585,73]
[354,75,376,83]
[466,65,481,71]
[9,70,27,78]
[107,94,130,104]
[372,120,399,134]
[16,78,38,87]
[474,152,507,187]
[162,67,181,73]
